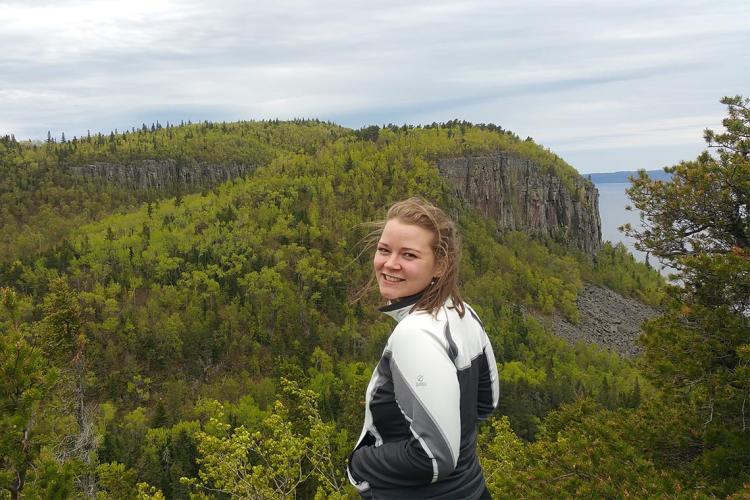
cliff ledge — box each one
[437,154,601,254]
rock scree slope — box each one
[543,284,659,357]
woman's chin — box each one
[378,284,402,301]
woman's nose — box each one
[385,254,400,269]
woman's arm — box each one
[348,324,461,488]
[477,335,499,420]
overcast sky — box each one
[1,0,748,173]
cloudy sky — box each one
[2,0,748,173]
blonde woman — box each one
[347,198,500,499]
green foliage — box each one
[484,312,645,440]
[18,451,78,500]
[0,120,348,264]
[461,221,584,323]
[137,421,200,498]
[2,114,736,496]
[480,401,682,498]
[584,242,665,306]
[96,462,138,499]
[41,277,84,363]
[0,288,61,499]
[184,379,351,499]
[625,96,750,493]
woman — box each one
[347,198,500,499]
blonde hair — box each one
[364,197,465,317]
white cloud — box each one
[547,114,722,151]
[2,0,190,61]
[601,7,749,41]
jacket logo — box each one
[416,375,427,387]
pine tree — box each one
[0,288,60,500]
[626,95,750,492]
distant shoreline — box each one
[586,169,672,184]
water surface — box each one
[596,182,648,263]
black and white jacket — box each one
[347,295,500,499]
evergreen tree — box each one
[0,288,60,499]
[626,95,750,492]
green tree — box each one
[0,288,60,500]
[625,95,750,493]
[479,404,680,498]
[96,462,138,499]
[42,278,100,496]
[184,379,351,499]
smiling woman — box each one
[367,198,464,315]
[374,218,440,300]
[348,198,500,499]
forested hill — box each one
[0,120,348,264]
[4,111,746,498]
[0,120,590,264]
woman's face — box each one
[374,218,440,301]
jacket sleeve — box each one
[348,323,461,488]
[477,333,500,420]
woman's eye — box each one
[377,247,389,254]
[403,253,416,259]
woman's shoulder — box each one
[388,309,446,345]
[392,309,440,332]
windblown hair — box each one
[368,197,465,317]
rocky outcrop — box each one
[437,155,653,356]
[541,284,660,357]
[437,154,601,254]
[71,152,602,255]
[70,160,255,191]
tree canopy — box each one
[626,95,750,491]
[5,108,746,497]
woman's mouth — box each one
[382,274,405,283]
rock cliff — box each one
[437,154,601,254]
[71,152,602,255]
[70,159,255,191]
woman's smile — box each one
[382,273,405,283]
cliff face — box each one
[70,153,602,254]
[437,154,601,254]
[70,160,255,191]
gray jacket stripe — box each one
[394,399,439,483]
[412,429,439,483]
[366,355,394,446]
[390,358,457,477]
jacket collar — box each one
[379,291,423,323]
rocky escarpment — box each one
[71,152,602,256]
[542,284,660,357]
[438,155,654,356]
[70,160,255,191]
[438,154,601,254]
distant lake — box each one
[596,182,673,278]
[595,182,647,262]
